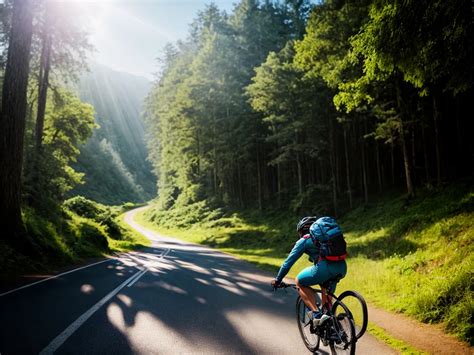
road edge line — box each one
[0,259,114,297]
[38,268,144,355]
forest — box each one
[0,0,472,348]
[0,0,151,265]
[145,0,473,216]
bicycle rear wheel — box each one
[296,296,320,352]
[330,299,356,355]
[338,290,368,339]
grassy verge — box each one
[0,197,150,277]
[137,182,473,345]
[110,213,151,252]
[367,322,427,355]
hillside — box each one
[136,181,473,345]
[72,63,156,204]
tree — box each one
[293,0,371,209]
[27,90,96,211]
[33,0,91,151]
[333,3,417,197]
[0,0,34,247]
[247,42,324,209]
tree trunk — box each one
[329,117,337,216]
[196,129,201,175]
[237,162,244,208]
[256,145,262,211]
[375,140,383,193]
[343,127,352,209]
[0,0,34,247]
[334,129,340,195]
[396,80,414,198]
[213,151,218,194]
[361,134,368,204]
[361,119,368,204]
[35,27,52,150]
[277,162,281,208]
[421,125,430,184]
[390,139,395,185]
[296,153,303,195]
[399,119,414,197]
[411,128,416,179]
[432,96,442,185]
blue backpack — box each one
[309,217,347,261]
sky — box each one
[72,0,236,80]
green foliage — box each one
[63,196,132,240]
[145,1,309,210]
[146,0,472,217]
[338,183,473,344]
[76,219,109,252]
[0,200,150,276]
[23,89,96,213]
[63,195,102,219]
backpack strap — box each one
[323,253,347,261]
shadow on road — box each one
[69,244,312,354]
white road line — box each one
[124,267,145,287]
[38,268,144,355]
[127,268,148,288]
[160,248,171,258]
[0,259,114,297]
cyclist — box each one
[271,216,347,326]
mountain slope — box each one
[72,63,156,204]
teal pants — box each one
[296,259,347,293]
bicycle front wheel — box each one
[330,299,356,355]
[338,290,368,339]
[296,296,320,353]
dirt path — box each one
[368,304,472,354]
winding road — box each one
[0,207,395,354]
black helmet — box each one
[296,216,318,236]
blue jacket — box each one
[276,235,320,282]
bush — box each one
[78,221,109,251]
[64,196,127,240]
[64,196,104,219]
[95,211,123,239]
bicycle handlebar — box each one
[273,281,297,290]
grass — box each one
[138,182,474,345]
[109,214,151,252]
[0,198,150,278]
[367,322,427,354]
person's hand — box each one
[271,279,281,288]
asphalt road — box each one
[0,207,395,354]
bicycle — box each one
[273,281,368,354]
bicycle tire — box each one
[330,299,356,355]
[296,296,320,353]
[338,290,368,339]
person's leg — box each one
[297,263,334,325]
[295,277,318,311]
[295,264,328,311]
